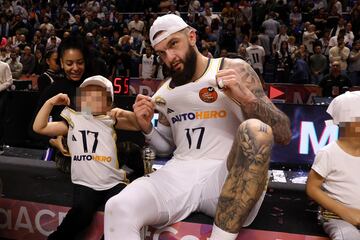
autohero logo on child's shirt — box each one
[73,154,112,162]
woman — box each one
[37,50,59,93]
[37,35,89,121]
[274,40,292,83]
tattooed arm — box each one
[217,58,291,145]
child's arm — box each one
[306,169,360,227]
[33,93,69,137]
[109,108,141,131]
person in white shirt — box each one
[105,14,291,240]
[272,25,289,53]
[0,61,13,154]
[246,35,265,74]
[306,91,360,240]
[302,24,318,54]
[128,14,145,39]
[329,35,350,72]
[139,45,157,79]
[33,75,140,239]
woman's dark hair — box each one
[44,49,56,61]
[58,34,88,60]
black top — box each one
[319,74,352,97]
[37,77,84,121]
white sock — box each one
[208,223,238,240]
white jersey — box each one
[152,58,245,162]
[140,54,156,79]
[61,107,126,191]
[311,141,360,210]
[246,45,265,73]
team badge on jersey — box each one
[154,96,166,106]
[199,87,218,103]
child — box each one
[33,75,140,239]
[306,91,360,240]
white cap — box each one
[326,91,360,125]
[80,75,114,102]
[149,14,189,47]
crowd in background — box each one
[0,0,359,96]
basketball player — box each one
[33,75,139,239]
[104,14,291,240]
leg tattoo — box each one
[215,120,273,233]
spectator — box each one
[128,14,144,39]
[221,2,235,24]
[237,45,250,63]
[290,50,311,84]
[258,26,271,61]
[33,48,45,75]
[139,45,157,79]
[344,22,354,48]
[262,12,280,43]
[329,35,350,73]
[8,51,22,79]
[306,91,360,240]
[288,36,298,60]
[302,24,318,54]
[289,5,302,24]
[0,60,13,154]
[188,0,201,18]
[313,8,328,34]
[201,26,217,56]
[309,44,328,84]
[246,35,265,74]
[319,61,351,97]
[329,16,346,38]
[202,2,220,26]
[273,25,289,53]
[274,41,292,83]
[168,3,181,17]
[348,40,360,86]
[219,19,236,53]
[46,34,61,52]
[37,50,60,93]
[20,46,35,75]
[39,14,55,35]
[320,30,331,57]
[0,47,10,63]
[0,16,10,38]
[110,45,131,79]
[252,0,266,31]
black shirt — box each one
[319,74,352,97]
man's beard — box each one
[168,47,197,87]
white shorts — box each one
[136,158,266,228]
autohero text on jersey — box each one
[171,110,227,124]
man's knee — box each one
[237,119,274,146]
[105,194,130,218]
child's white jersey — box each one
[152,58,245,162]
[61,107,126,190]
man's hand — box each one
[216,68,257,106]
[133,94,155,133]
[48,93,70,106]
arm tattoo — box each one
[241,65,291,145]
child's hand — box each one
[108,108,124,120]
[49,93,70,106]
